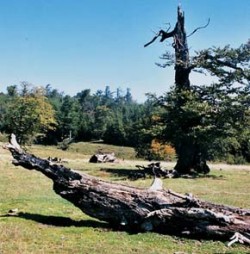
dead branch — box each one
[135,162,179,179]
[144,28,177,47]
[187,18,210,37]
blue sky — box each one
[0,0,249,101]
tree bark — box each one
[174,141,210,175]
[173,6,190,89]
[4,138,250,245]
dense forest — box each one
[0,83,170,160]
[0,83,149,146]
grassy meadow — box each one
[0,142,250,254]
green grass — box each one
[0,143,250,254]
[69,141,137,160]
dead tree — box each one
[3,135,250,246]
[145,6,211,175]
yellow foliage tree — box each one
[5,87,57,144]
[150,139,176,161]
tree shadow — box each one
[101,168,225,180]
[100,167,149,180]
[3,212,110,229]
[2,212,142,234]
[184,174,226,180]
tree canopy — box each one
[4,86,56,144]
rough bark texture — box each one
[174,141,210,175]
[145,6,191,89]
[173,6,190,89]
[4,141,250,244]
[135,162,179,179]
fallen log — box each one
[89,152,116,163]
[135,162,179,179]
[3,135,250,245]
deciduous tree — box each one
[5,86,57,144]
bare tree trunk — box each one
[4,137,250,245]
[174,6,190,89]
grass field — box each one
[0,143,250,254]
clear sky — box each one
[0,0,249,101]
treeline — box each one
[0,82,154,149]
[1,73,250,165]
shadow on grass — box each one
[100,168,149,180]
[101,167,225,180]
[3,212,110,229]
